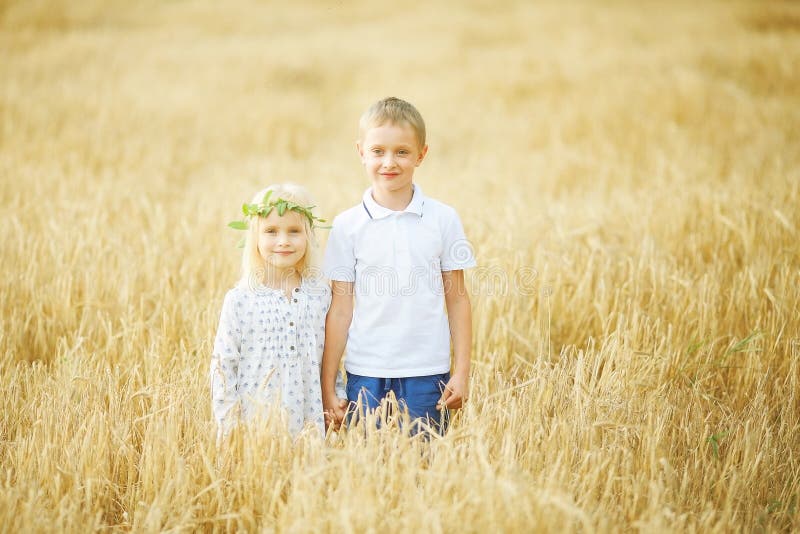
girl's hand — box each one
[437,373,469,410]
[323,395,348,431]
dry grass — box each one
[1,0,799,531]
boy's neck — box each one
[371,184,414,212]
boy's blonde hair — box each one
[359,97,426,149]
[240,183,321,285]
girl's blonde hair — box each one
[240,183,321,285]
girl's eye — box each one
[264,228,276,234]
[289,229,301,234]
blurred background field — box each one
[1,0,799,531]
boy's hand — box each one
[323,394,348,431]
[437,373,469,410]
[321,281,353,433]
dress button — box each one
[293,298,297,303]
[294,288,299,293]
[290,346,295,351]
[289,321,294,327]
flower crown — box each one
[228,189,329,230]
[228,190,329,248]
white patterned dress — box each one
[210,277,331,439]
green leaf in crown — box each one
[228,189,331,247]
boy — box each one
[321,97,475,433]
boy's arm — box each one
[438,269,472,410]
[321,280,354,429]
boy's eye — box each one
[371,149,382,155]
[398,150,409,155]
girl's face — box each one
[257,210,308,275]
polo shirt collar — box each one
[362,185,425,220]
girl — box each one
[210,183,339,440]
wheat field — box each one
[1,0,799,531]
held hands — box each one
[436,372,469,411]
[323,394,348,431]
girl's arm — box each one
[439,269,472,410]
[210,292,242,439]
[321,280,354,429]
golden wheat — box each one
[1,0,798,531]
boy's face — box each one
[357,122,428,197]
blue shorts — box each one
[345,371,451,434]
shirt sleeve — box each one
[440,208,477,271]
[312,284,332,366]
[314,284,346,398]
[323,215,356,282]
[210,290,242,439]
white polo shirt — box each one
[323,185,476,377]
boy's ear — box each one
[416,144,429,166]
[356,140,365,163]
